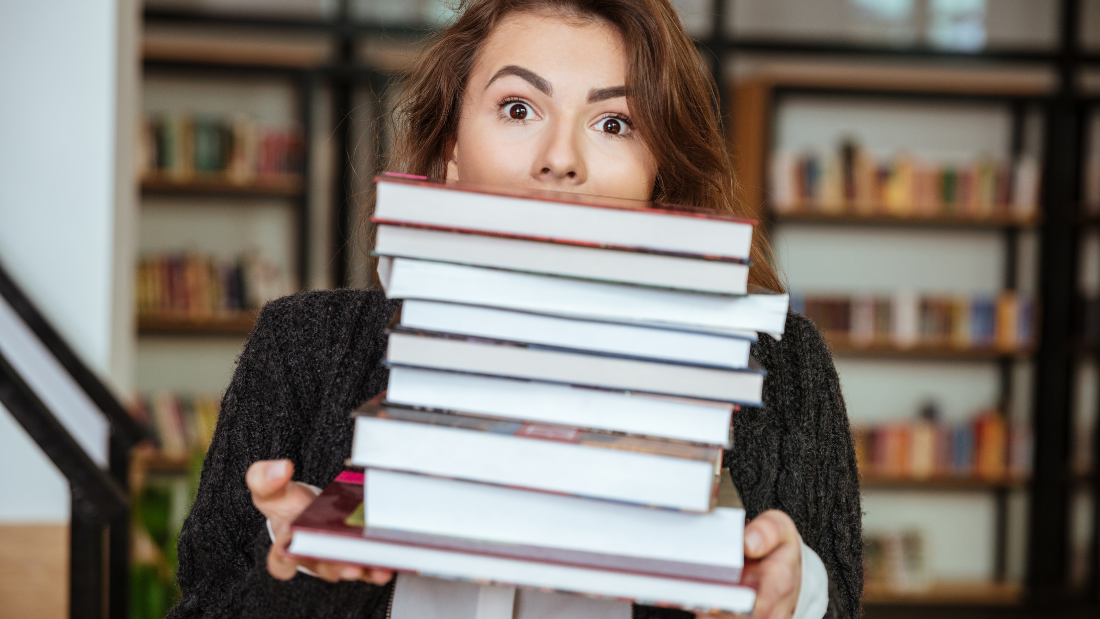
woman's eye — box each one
[507,103,528,120]
[600,118,624,135]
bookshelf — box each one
[136,311,259,336]
[733,72,1045,605]
[140,174,305,197]
[773,211,1039,229]
[861,474,1028,491]
[862,580,1023,606]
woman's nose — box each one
[531,118,586,186]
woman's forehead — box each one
[472,12,627,95]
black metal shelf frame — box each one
[140,0,1098,612]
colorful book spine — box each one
[770,142,1040,220]
[140,112,303,183]
[853,410,1029,481]
[793,291,1035,352]
[131,393,221,457]
[135,252,290,317]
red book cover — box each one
[289,475,753,587]
[370,174,756,262]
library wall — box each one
[0,1,138,617]
[0,0,137,521]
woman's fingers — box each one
[247,460,318,525]
[742,510,802,619]
[247,460,294,511]
[267,524,301,581]
[743,510,799,559]
[366,390,387,406]
[366,568,395,585]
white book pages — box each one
[385,367,733,445]
[350,415,718,512]
[365,470,745,570]
[375,179,754,261]
[400,300,753,369]
[375,225,749,295]
[377,257,789,337]
[287,532,755,614]
[386,332,764,405]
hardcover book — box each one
[288,475,756,614]
[377,257,789,337]
[349,404,724,512]
[384,330,766,405]
[373,223,749,295]
[373,175,755,261]
[385,366,735,446]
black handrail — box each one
[0,261,142,619]
[0,266,145,447]
[0,352,127,522]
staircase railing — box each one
[0,263,145,619]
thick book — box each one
[385,330,765,405]
[374,224,749,295]
[365,469,746,575]
[288,475,756,614]
[398,299,754,369]
[349,404,723,512]
[373,175,755,261]
[378,257,789,337]
[386,366,735,446]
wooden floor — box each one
[0,524,67,619]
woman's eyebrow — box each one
[486,65,552,96]
[588,86,626,103]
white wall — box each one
[0,0,138,522]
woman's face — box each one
[447,11,657,201]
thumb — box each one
[247,459,294,508]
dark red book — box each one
[371,174,756,262]
[288,474,757,614]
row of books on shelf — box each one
[285,175,792,614]
[770,141,1040,220]
[139,112,304,185]
[854,406,1031,482]
[130,393,220,460]
[792,291,1035,352]
[864,530,928,592]
[135,251,292,319]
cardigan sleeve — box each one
[634,312,863,619]
[166,294,392,619]
[731,312,863,619]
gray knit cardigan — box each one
[166,289,863,619]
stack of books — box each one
[288,175,791,614]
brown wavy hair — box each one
[384,0,783,292]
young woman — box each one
[167,1,863,618]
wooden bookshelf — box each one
[137,311,258,336]
[143,34,333,68]
[863,580,1023,606]
[825,339,1033,360]
[140,174,304,197]
[861,474,1028,491]
[772,209,1039,229]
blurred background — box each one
[0,0,1098,618]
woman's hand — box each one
[247,458,394,585]
[696,510,802,619]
